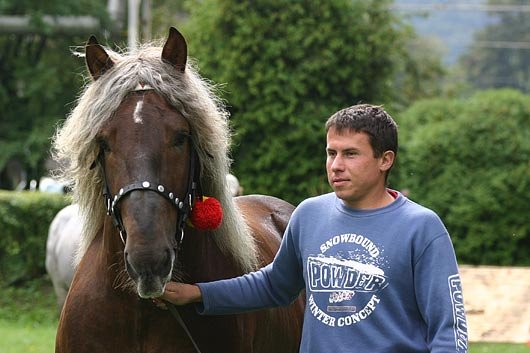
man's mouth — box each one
[332,178,349,186]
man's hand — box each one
[155,282,203,307]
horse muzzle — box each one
[124,247,175,298]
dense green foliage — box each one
[0,0,113,188]
[458,0,530,93]
[391,33,447,111]
[395,89,530,265]
[0,191,70,284]
[182,0,413,204]
[0,276,58,324]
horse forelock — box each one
[52,44,259,271]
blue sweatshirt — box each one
[197,192,468,353]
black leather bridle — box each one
[91,142,205,353]
[91,142,200,248]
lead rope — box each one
[166,302,203,353]
[165,147,202,353]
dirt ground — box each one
[459,265,530,343]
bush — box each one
[183,0,410,204]
[395,89,530,265]
[0,191,70,284]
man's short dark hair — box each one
[325,104,398,158]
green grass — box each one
[0,277,528,352]
[469,343,529,353]
[0,320,56,353]
[0,276,59,353]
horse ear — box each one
[85,35,114,80]
[161,27,187,73]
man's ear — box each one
[380,150,395,172]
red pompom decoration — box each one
[188,196,223,230]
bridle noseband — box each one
[92,142,200,248]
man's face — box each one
[326,127,393,209]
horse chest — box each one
[58,288,199,353]
[59,251,241,353]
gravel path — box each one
[460,265,530,343]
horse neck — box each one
[178,227,244,283]
[72,220,135,303]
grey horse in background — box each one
[45,204,82,310]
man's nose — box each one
[331,155,344,171]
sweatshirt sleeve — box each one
[414,232,468,353]
[196,222,305,315]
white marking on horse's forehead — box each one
[133,99,144,124]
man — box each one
[159,104,468,353]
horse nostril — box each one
[124,251,139,279]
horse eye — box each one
[172,133,189,147]
[97,138,111,152]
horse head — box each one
[54,26,259,301]
[86,28,194,298]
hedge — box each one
[0,191,70,284]
[395,89,530,265]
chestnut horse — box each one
[52,27,303,353]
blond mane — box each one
[52,43,259,272]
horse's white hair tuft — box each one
[52,41,259,272]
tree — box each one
[458,0,530,93]
[150,0,188,38]
[182,0,413,204]
[390,32,447,111]
[396,89,530,265]
[0,0,113,189]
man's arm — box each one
[415,233,469,353]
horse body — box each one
[57,196,300,353]
[53,28,303,353]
